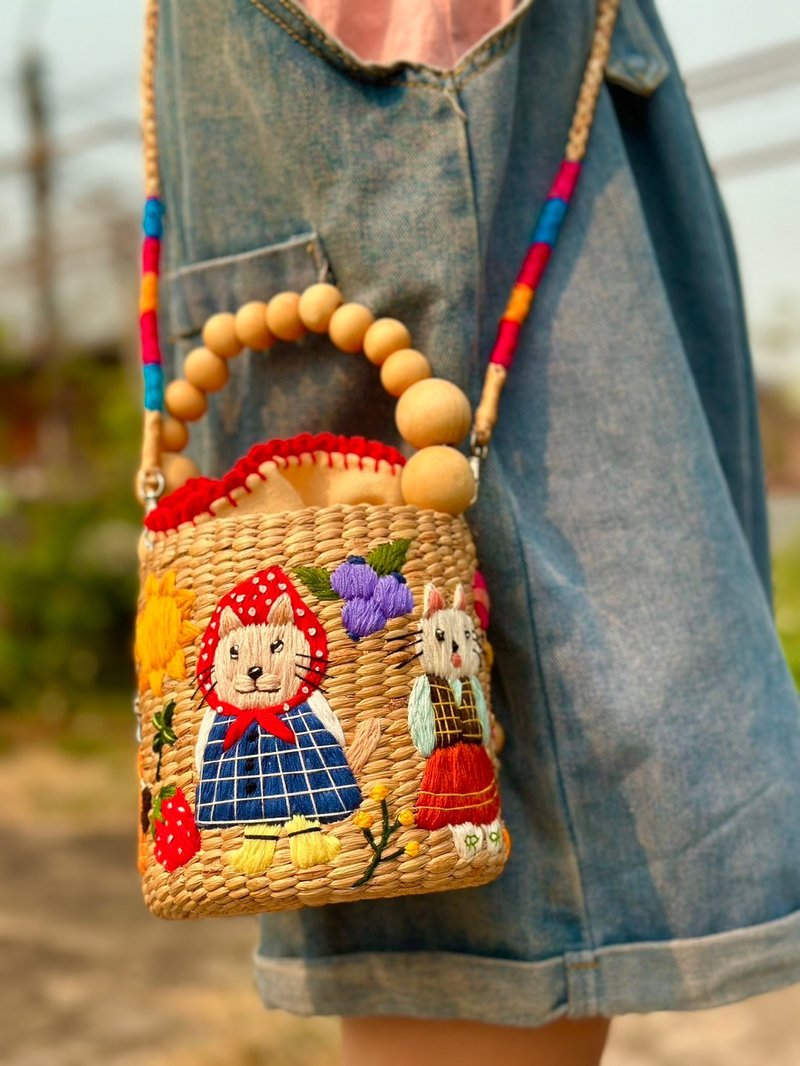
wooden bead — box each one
[380,348,432,397]
[202,312,242,359]
[400,446,475,515]
[395,378,472,449]
[266,291,306,342]
[328,302,374,353]
[161,416,189,453]
[363,318,412,365]
[163,453,200,494]
[165,379,207,422]
[298,283,343,333]
[184,346,229,392]
[234,301,274,350]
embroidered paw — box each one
[482,818,504,854]
[152,785,201,872]
[449,822,484,861]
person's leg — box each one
[341,1015,611,1066]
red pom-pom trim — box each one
[145,433,406,533]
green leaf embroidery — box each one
[152,699,177,781]
[294,565,340,601]
[367,539,412,577]
[151,784,177,834]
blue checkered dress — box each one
[195,702,361,827]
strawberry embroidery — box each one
[151,785,201,872]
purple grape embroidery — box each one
[373,573,414,618]
[295,539,413,641]
[342,598,388,640]
[331,556,379,600]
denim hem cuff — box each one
[253,907,800,1024]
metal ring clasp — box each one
[137,468,165,515]
[469,431,489,505]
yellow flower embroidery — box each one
[135,571,200,696]
[404,840,420,858]
[370,784,390,802]
[354,811,375,830]
[397,809,415,826]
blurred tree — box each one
[0,342,140,718]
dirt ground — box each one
[2,735,798,1066]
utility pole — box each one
[21,50,60,365]
[20,49,72,483]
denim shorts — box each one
[155,0,800,1025]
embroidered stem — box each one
[151,698,176,781]
[352,797,404,888]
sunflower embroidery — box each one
[135,571,200,696]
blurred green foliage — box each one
[0,349,141,718]
[774,539,800,689]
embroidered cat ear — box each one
[452,584,467,612]
[268,593,294,626]
[423,583,445,618]
[218,606,243,638]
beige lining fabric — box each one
[209,450,405,520]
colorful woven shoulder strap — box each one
[471,0,620,468]
[136,0,620,503]
[137,0,166,505]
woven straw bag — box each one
[133,0,619,919]
[134,330,508,920]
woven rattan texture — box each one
[139,503,507,918]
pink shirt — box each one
[296,0,520,69]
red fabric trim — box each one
[145,432,407,532]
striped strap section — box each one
[139,197,164,411]
[489,160,581,370]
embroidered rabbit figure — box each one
[407,583,503,860]
[193,567,378,875]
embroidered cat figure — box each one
[194,567,376,875]
[407,583,503,860]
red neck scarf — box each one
[214,699,297,749]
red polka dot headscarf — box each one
[196,566,328,748]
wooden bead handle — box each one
[143,283,476,515]
[137,0,621,519]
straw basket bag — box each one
[134,296,509,919]
[132,0,618,919]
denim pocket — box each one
[606,0,669,96]
[165,231,330,343]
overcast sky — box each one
[0,0,797,377]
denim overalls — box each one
[155,0,800,1024]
